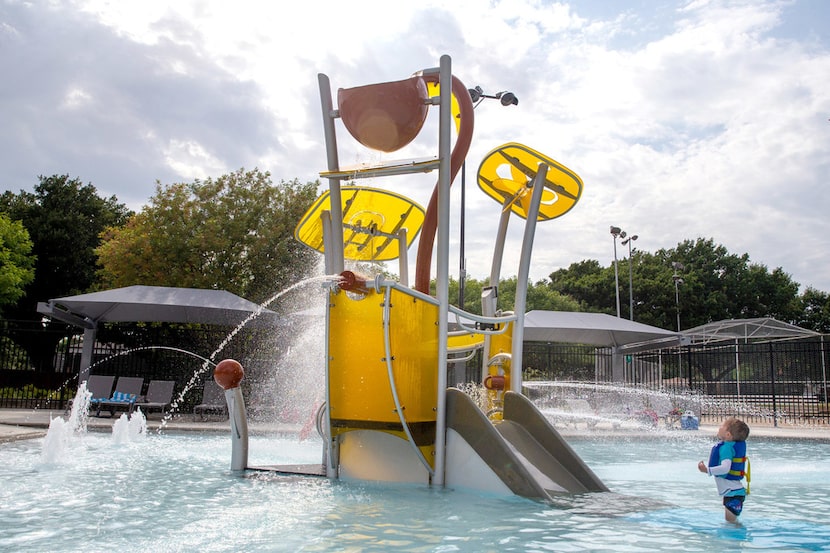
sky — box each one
[2,0,829,294]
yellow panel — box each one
[328,287,438,425]
[294,186,425,261]
[426,81,462,134]
[477,142,583,221]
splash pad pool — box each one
[2,425,829,551]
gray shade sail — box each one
[37,285,277,329]
[682,317,821,345]
[523,310,679,348]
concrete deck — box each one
[0,407,305,444]
[1,407,827,444]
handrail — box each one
[448,347,481,363]
[314,401,328,441]
[380,284,435,477]
[371,277,516,334]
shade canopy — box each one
[37,285,277,329]
[682,317,821,345]
[523,310,679,349]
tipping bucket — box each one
[338,76,429,152]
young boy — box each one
[697,416,750,523]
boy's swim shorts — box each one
[723,494,745,516]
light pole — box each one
[621,234,638,320]
[458,85,518,308]
[672,261,684,331]
[610,226,624,317]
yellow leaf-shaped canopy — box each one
[294,186,425,261]
[476,142,583,221]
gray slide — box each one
[447,388,608,500]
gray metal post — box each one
[433,54,452,487]
[318,73,344,273]
[79,326,97,383]
[510,164,548,394]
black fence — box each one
[0,318,323,419]
[1,319,827,426]
[522,338,830,426]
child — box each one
[697,416,750,523]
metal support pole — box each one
[613,237,621,317]
[458,161,466,308]
[433,54,452,487]
[510,164,548,394]
[318,73,344,274]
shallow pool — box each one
[0,429,828,552]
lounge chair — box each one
[193,380,227,421]
[65,374,115,415]
[134,380,176,416]
[93,376,144,417]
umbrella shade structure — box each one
[38,286,279,382]
[523,310,679,350]
[38,285,277,328]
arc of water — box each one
[159,274,342,432]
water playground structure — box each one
[218,54,608,499]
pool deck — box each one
[0,408,306,443]
[1,407,828,444]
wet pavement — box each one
[1,407,827,444]
[0,407,304,443]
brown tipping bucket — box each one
[337,76,429,152]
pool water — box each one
[0,429,828,552]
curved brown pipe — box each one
[414,75,475,294]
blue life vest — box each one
[708,440,747,481]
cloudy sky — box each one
[2,0,829,294]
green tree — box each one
[0,174,132,320]
[497,277,582,313]
[664,238,800,329]
[0,213,35,310]
[797,287,830,333]
[446,276,581,315]
[545,237,805,331]
[548,260,614,313]
[96,168,320,304]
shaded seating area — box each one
[133,380,176,416]
[92,376,143,417]
[194,380,227,420]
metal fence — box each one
[0,319,300,415]
[523,338,829,426]
[1,319,827,426]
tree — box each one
[548,260,615,313]
[797,287,830,333]
[0,213,35,310]
[544,237,806,331]
[96,168,320,305]
[664,238,800,328]
[444,276,581,314]
[0,175,132,320]
[497,277,582,313]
